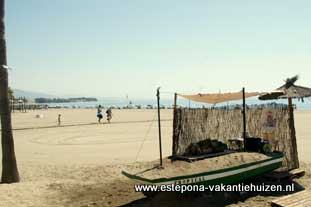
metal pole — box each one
[156,87,163,167]
[242,87,247,151]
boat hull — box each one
[122,152,283,186]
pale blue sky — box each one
[6,0,311,98]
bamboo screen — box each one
[172,106,299,169]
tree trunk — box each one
[0,0,20,183]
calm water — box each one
[45,97,311,110]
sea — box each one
[44,97,311,110]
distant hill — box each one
[13,89,56,100]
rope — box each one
[134,111,157,162]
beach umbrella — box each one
[259,75,311,102]
[258,75,311,122]
[258,75,311,169]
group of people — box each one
[97,105,112,123]
[56,106,112,126]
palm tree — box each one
[0,0,20,183]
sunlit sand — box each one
[0,109,310,206]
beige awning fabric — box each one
[178,92,263,104]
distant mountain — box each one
[13,89,56,100]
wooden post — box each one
[156,87,163,167]
[242,87,247,151]
[288,97,299,169]
[173,93,177,110]
[172,93,178,157]
[23,97,26,112]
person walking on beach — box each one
[97,105,103,123]
[106,107,112,123]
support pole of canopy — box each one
[172,93,178,157]
[156,87,163,167]
[288,97,299,169]
[173,93,177,110]
[242,87,247,151]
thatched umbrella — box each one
[258,75,311,169]
[259,75,311,102]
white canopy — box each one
[178,91,263,104]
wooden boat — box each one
[122,152,283,186]
[122,88,284,195]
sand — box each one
[0,108,310,207]
[132,153,269,180]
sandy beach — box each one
[0,108,310,207]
